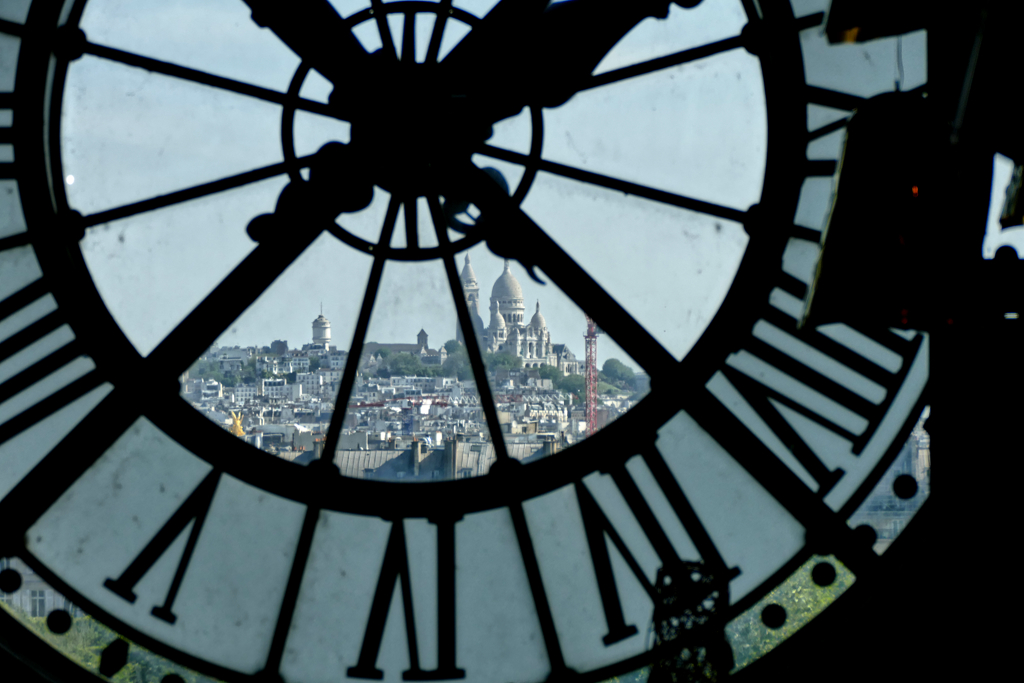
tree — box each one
[727,557,854,669]
[1,601,219,683]
[557,373,585,397]
[377,347,392,358]
[602,358,635,384]
[308,356,321,372]
[539,365,562,382]
[444,339,462,354]
[485,352,522,370]
[442,345,472,380]
[378,352,423,378]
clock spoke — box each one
[84,41,341,121]
[145,203,325,376]
[478,144,749,225]
[425,0,453,64]
[402,12,417,65]
[371,0,399,63]
[430,195,511,463]
[404,196,419,249]
[321,196,399,462]
[0,233,29,252]
[81,156,313,229]
[580,34,745,93]
[449,164,676,375]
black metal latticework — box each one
[5,1,1010,682]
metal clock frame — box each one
[0,1,939,682]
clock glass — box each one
[0,1,933,682]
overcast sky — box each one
[68,0,930,371]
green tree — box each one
[602,358,635,384]
[442,345,473,380]
[557,373,586,397]
[539,365,562,382]
[485,352,522,370]
[308,356,321,372]
[1,602,220,683]
[444,339,462,354]
[377,347,392,358]
[378,352,424,378]
[726,556,855,669]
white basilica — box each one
[458,255,581,375]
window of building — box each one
[30,590,46,617]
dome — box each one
[491,301,506,329]
[530,301,546,329]
[460,253,477,286]
[491,259,523,301]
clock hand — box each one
[242,0,370,88]
[443,0,701,123]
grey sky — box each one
[68,0,932,370]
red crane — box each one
[584,315,600,437]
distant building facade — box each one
[459,256,580,373]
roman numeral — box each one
[348,517,463,680]
[577,453,736,648]
[104,470,221,624]
[707,280,922,496]
[0,279,102,447]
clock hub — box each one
[340,64,492,197]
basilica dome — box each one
[491,259,524,301]
[530,301,547,329]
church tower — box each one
[457,254,484,343]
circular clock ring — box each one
[2,3,934,683]
[278,3,546,263]
[17,0,811,521]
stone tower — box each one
[457,254,484,342]
[312,307,331,347]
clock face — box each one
[0,1,931,682]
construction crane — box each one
[584,315,600,438]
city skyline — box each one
[211,244,644,372]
